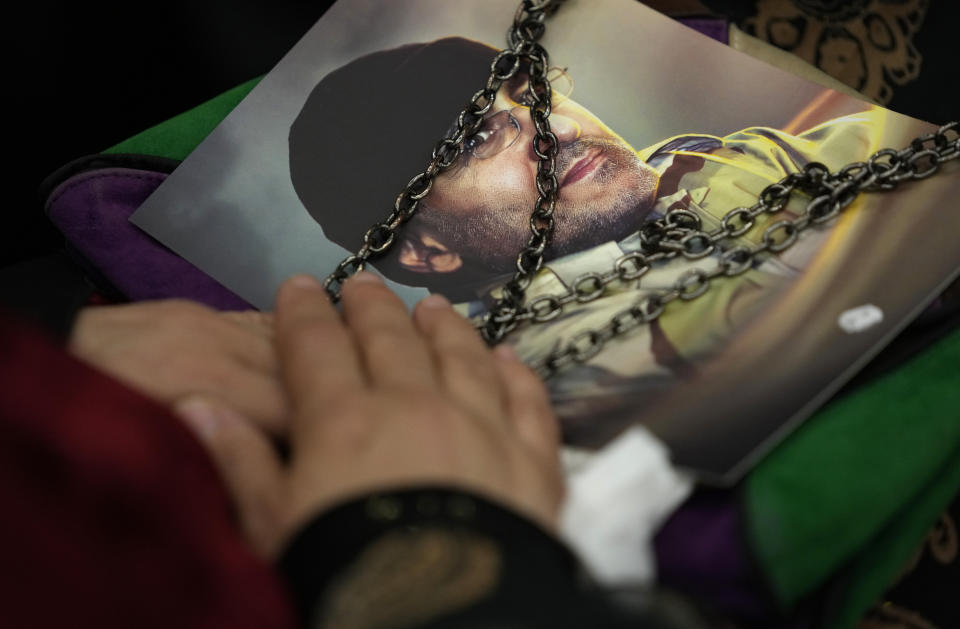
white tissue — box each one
[559,426,693,585]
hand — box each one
[70,300,288,434]
[177,273,563,557]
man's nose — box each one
[516,108,581,145]
[548,113,581,144]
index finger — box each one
[274,275,365,412]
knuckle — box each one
[342,278,391,304]
[314,412,374,448]
[285,318,344,351]
[225,310,271,328]
[413,301,446,331]
[511,362,550,399]
[444,353,500,389]
[432,309,475,338]
[429,314,486,352]
[362,328,414,360]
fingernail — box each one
[176,399,245,441]
[418,294,451,309]
[174,398,222,439]
[494,344,519,361]
[290,274,322,290]
[349,271,383,284]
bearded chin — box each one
[547,141,656,258]
[419,137,657,277]
[549,195,639,258]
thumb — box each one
[175,396,288,557]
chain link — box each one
[525,121,959,378]
[321,0,568,302]
[320,0,957,380]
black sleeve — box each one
[277,488,707,629]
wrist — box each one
[277,487,579,627]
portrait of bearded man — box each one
[289,35,890,450]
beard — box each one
[549,136,657,255]
[418,136,659,276]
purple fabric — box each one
[45,168,252,310]
[676,17,729,45]
[47,166,777,621]
[654,490,783,623]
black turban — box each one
[289,36,498,252]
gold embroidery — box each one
[858,601,938,629]
[927,512,957,565]
[317,528,501,629]
[859,512,957,628]
[743,0,930,104]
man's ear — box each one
[397,233,463,274]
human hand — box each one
[69,300,288,434]
[177,273,563,557]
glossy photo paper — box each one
[132,0,960,482]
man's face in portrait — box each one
[289,38,662,290]
[403,70,660,277]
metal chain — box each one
[477,1,568,345]
[321,0,567,302]
[524,121,960,378]
[320,0,958,380]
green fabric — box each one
[745,327,960,621]
[820,445,960,628]
[105,78,260,159]
[102,75,959,625]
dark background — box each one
[11,1,955,269]
[12,1,335,268]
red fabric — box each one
[0,314,296,629]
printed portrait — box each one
[133,0,959,479]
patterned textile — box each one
[698,0,957,123]
[857,494,960,629]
